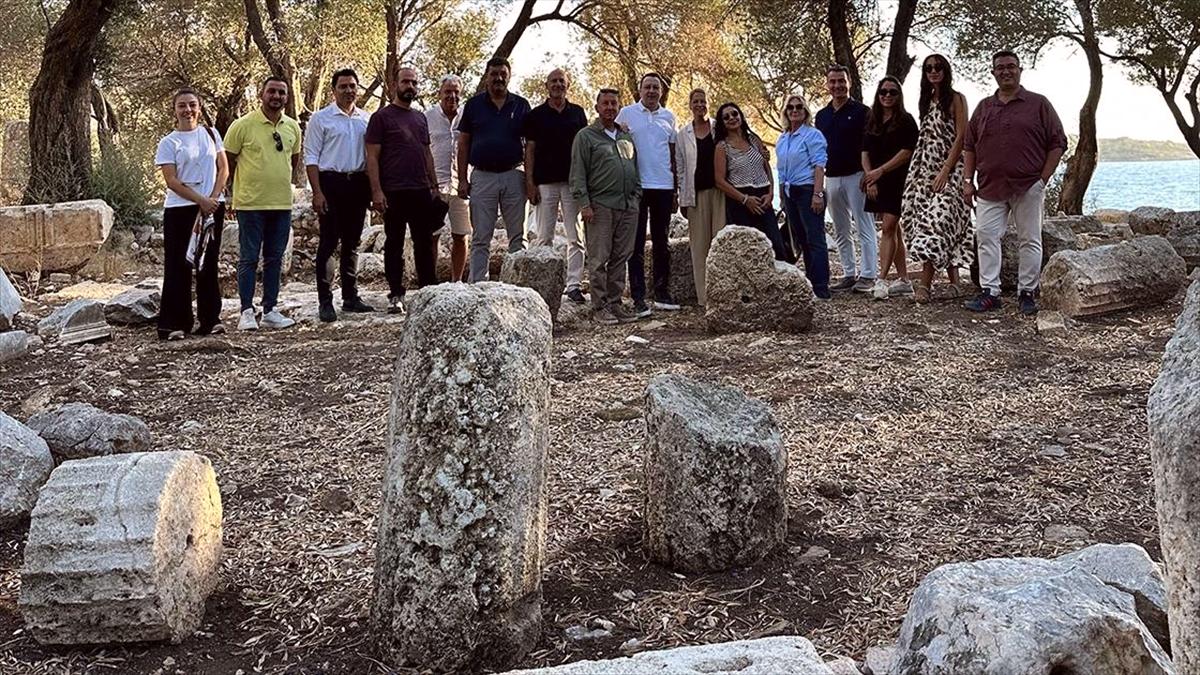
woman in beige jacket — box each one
[675,88,726,305]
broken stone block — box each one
[500,246,564,322]
[26,402,152,462]
[103,288,160,325]
[706,226,814,334]
[0,266,20,330]
[372,283,551,671]
[644,238,697,306]
[1041,235,1187,318]
[643,374,787,572]
[0,200,115,274]
[37,298,111,344]
[1056,543,1170,653]
[1037,310,1068,337]
[1129,206,1176,236]
[19,451,223,645]
[0,411,53,530]
[498,636,832,674]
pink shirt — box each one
[965,87,1067,202]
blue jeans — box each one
[237,210,291,312]
[782,185,832,298]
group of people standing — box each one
[151,48,1066,338]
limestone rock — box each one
[1041,235,1187,318]
[645,238,697,306]
[1056,543,1169,652]
[1148,277,1200,672]
[999,218,1080,290]
[0,200,115,274]
[103,288,160,325]
[891,556,1173,674]
[669,213,689,239]
[372,283,552,671]
[0,330,41,364]
[37,298,111,344]
[1,266,20,330]
[864,646,896,675]
[26,402,152,462]
[356,252,385,282]
[359,224,385,252]
[0,411,53,529]
[499,636,833,674]
[19,451,223,645]
[1046,214,1103,235]
[1129,206,1176,236]
[1093,208,1129,224]
[1036,310,1067,337]
[643,374,787,572]
[705,226,814,334]
[500,246,565,322]
[1167,211,1200,271]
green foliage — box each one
[88,147,157,231]
[412,8,494,87]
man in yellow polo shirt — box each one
[224,76,303,330]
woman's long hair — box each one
[866,76,907,136]
[714,102,760,146]
[918,54,956,121]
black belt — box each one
[319,170,366,177]
[475,165,520,173]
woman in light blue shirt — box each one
[776,93,831,300]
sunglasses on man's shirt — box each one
[272,131,283,152]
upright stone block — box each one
[0,200,114,274]
[643,374,787,572]
[500,246,565,322]
[19,451,223,644]
[372,282,552,671]
[1041,235,1187,318]
[705,226,814,334]
[1149,278,1200,672]
[645,238,698,306]
[0,412,53,530]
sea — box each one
[1085,159,1200,212]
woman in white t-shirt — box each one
[154,88,229,340]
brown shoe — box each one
[914,283,931,304]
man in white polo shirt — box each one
[616,72,679,317]
[305,67,375,322]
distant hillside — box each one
[1094,136,1195,162]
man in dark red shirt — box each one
[963,50,1067,315]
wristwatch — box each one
[814,191,825,199]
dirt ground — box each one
[0,266,1179,674]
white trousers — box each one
[825,172,878,280]
[534,182,585,291]
[976,179,1045,294]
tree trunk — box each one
[242,0,297,119]
[25,0,121,204]
[482,0,538,92]
[827,0,863,101]
[90,82,119,164]
[886,0,919,82]
[1058,3,1102,215]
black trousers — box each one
[315,171,370,304]
[628,188,674,303]
[159,203,224,338]
[382,188,439,298]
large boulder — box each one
[1056,543,1169,652]
[0,200,114,274]
[372,283,552,671]
[1041,235,1187,318]
[499,637,833,674]
[891,554,1173,674]
[37,298,111,344]
[0,412,53,530]
[19,451,223,645]
[1148,277,1200,672]
[500,246,565,323]
[103,288,160,325]
[1129,206,1176,236]
[643,374,787,573]
[705,226,814,334]
[1167,211,1200,271]
[1,266,20,330]
[26,402,152,462]
[645,238,698,306]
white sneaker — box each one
[889,279,915,296]
[238,308,259,331]
[260,309,295,329]
[872,278,890,300]
[388,296,406,315]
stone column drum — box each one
[372,282,552,671]
[1148,278,1200,672]
[19,451,223,645]
[1041,235,1186,318]
[643,374,788,573]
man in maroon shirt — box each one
[963,50,1067,315]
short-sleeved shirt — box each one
[223,109,302,210]
[304,103,370,173]
[776,125,828,190]
[458,92,531,172]
[365,104,431,191]
[522,101,589,185]
[815,99,869,177]
[615,102,677,190]
[426,105,461,191]
[965,87,1068,202]
[154,127,225,209]
[864,113,919,172]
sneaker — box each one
[611,304,639,323]
[889,279,914,296]
[319,302,337,323]
[853,277,876,293]
[261,309,295,329]
[871,278,890,300]
[1018,290,1039,316]
[343,297,375,313]
[238,308,259,331]
[593,308,619,325]
[166,330,186,341]
[964,290,1002,312]
[566,289,586,304]
[388,296,406,315]
[814,293,832,302]
[633,300,653,319]
[653,295,681,311]
[210,324,226,335]
[830,276,857,292]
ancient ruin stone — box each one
[1041,235,1187,318]
[1148,277,1200,672]
[0,330,41,364]
[37,298,111,344]
[999,218,1080,290]
[1057,543,1169,652]
[0,411,53,530]
[1,266,20,331]
[19,451,222,645]
[1046,214,1103,235]
[103,288,160,325]
[1130,206,1177,236]
[372,283,552,671]
[26,402,152,462]
[644,238,697,306]
[0,200,114,274]
[705,226,814,334]
[498,637,832,674]
[643,374,787,573]
[1093,208,1129,224]
[500,246,564,322]
[891,555,1172,674]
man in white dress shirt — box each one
[426,74,471,282]
[305,67,374,322]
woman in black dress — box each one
[861,76,919,300]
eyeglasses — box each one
[272,131,283,152]
[785,104,805,111]
[721,111,741,121]
[923,63,945,73]
[878,89,901,98]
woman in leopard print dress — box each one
[901,54,973,303]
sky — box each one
[500,12,1191,145]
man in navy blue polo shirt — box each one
[457,57,532,282]
[816,64,878,293]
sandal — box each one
[914,283,931,304]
